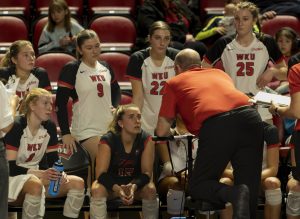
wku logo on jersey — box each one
[236,53,256,77]
[58,147,73,160]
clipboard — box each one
[250,91,291,107]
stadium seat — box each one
[32,17,48,54]
[99,52,130,82]
[0,16,28,53]
[261,15,300,37]
[199,0,225,20]
[34,0,84,22]
[120,92,132,105]
[35,52,76,90]
[0,0,31,21]
[88,0,136,19]
[90,16,136,53]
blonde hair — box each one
[19,88,52,116]
[108,104,139,134]
[0,40,33,68]
[236,1,259,20]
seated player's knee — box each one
[66,175,85,190]
[140,182,157,200]
[263,177,281,190]
[286,190,300,216]
[91,181,108,198]
[287,178,300,192]
[24,176,43,196]
[265,188,282,206]
[158,176,181,194]
[220,177,234,186]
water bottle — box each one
[48,159,64,197]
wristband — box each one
[98,172,115,191]
[132,173,150,190]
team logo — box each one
[58,146,73,160]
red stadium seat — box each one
[99,52,130,82]
[35,52,76,90]
[90,16,136,53]
[32,17,48,54]
[200,0,225,19]
[120,93,132,105]
[0,0,31,21]
[35,0,84,22]
[261,15,300,37]
[0,16,28,53]
[88,0,136,19]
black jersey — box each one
[100,130,151,185]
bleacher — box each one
[1,0,300,218]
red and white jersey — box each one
[5,116,58,170]
[127,47,179,134]
[58,61,114,140]
[204,33,284,120]
[0,67,51,101]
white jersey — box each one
[204,33,284,121]
[0,81,13,138]
[127,47,179,134]
[0,67,51,101]
[159,137,198,181]
[57,60,116,140]
[4,116,59,170]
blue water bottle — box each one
[48,159,64,197]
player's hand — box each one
[117,186,131,205]
[60,171,69,185]
[186,34,195,42]
[256,68,275,89]
[62,134,77,154]
[44,168,61,181]
[120,183,136,205]
[268,101,279,115]
[215,26,227,35]
[59,36,71,46]
[261,10,276,21]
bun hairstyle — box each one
[275,27,300,55]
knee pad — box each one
[265,188,282,206]
[167,189,185,215]
[63,189,85,218]
[286,191,300,216]
[142,197,159,219]
[22,194,44,219]
[90,197,107,219]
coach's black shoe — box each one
[292,167,300,181]
[231,184,250,219]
